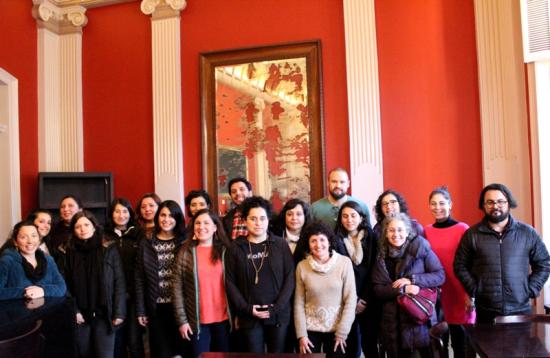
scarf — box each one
[21,249,47,283]
[343,229,364,265]
[307,250,339,273]
[71,234,105,313]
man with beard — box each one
[311,168,371,229]
[454,183,550,323]
[223,177,253,240]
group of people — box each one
[1,167,549,358]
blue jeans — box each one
[243,321,288,353]
[190,320,230,357]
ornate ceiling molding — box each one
[42,0,137,9]
[32,0,88,34]
[141,0,187,19]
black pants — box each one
[148,303,189,358]
[114,300,144,358]
[242,321,288,353]
[75,316,116,358]
[475,307,532,323]
[307,331,345,358]
[345,305,381,358]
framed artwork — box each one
[200,41,325,213]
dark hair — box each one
[107,197,136,230]
[10,220,39,242]
[59,195,83,209]
[379,213,413,258]
[135,192,162,224]
[70,210,103,237]
[374,189,410,223]
[184,190,212,216]
[299,221,338,255]
[154,200,185,236]
[335,201,371,237]
[26,209,52,223]
[429,186,452,202]
[240,196,272,220]
[227,177,252,192]
[188,209,230,262]
[275,198,311,234]
[478,183,518,209]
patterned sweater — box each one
[294,252,356,339]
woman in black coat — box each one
[63,210,126,358]
[334,201,379,358]
[371,213,445,358]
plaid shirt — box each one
[231,210,248,240]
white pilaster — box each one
[141,0,186,205]
[343,0,383,213]
[474,0,532,222]
[33,0,86,172]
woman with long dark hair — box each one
[135,200,187,358]
[63,210,126,357]
[334,201,379,358]
[172,209,231,357]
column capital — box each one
[32,0,87,34]
[141,0,186,19]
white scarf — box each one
[307,250,339,273]
[343,229,364,265]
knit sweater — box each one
[294,252,356,340]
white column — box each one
[474,0,532,222]
[141,0,186,205]
[343,0,383,213]
[33,0,86,172]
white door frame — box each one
[0,67,22,234]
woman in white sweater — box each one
[294,221,356,357]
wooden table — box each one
[464,321,550,357]
[201,353,325,358]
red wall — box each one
[180,0,349,191]
[2,0,484,226]
[0,1,38,217]
[83,3,153,206]
[375,0,483,225]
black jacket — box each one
[63,238,126,330]
[134,234,185,317]
[454,215,550,315]
[105,226,140,298]
[224,234,295,328]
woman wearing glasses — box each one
[373,190,425,240]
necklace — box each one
[248,240,268,285]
